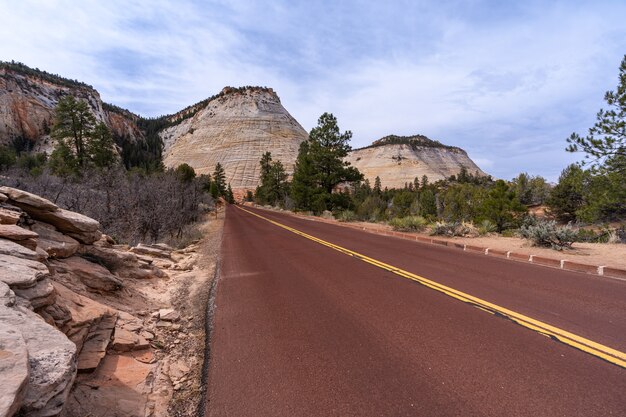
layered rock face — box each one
[0,187,168,417]
[162,87,308,189]
[346,135,486,189]
[0,65,142,152]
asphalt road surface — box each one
[205,205,626,416]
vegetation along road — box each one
[205,205,626,416]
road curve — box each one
[205,205,626,417]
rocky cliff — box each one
[0,186,214,417]
[162,87,308,189]
[346,135,486,188]
[0,62,143,153]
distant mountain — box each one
[346,135,486,188]
[161,86,308,189]
[1,61,487,190]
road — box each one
[205,205,626,416]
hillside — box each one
[161,86,308,189]
[0,61,144,153]
[346,135,485,188]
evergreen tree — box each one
[49,140,79,177]
[291,113,362,212]
[567,55,626,174]
[291,141,319,210]
[175,163,197,183]
[88,122,117,168]
[373,176,382,195]
[51,96,96,167]
[226,183,235,203]
[213,163,226,196]
[547,164,587,222]
[479,180,526,232]
[255,152,288,206]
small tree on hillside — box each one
[213,163,226,196]
[88,122,117,169]
[226,183,235,203]
[175,163,197,183]
[52,96,96,167]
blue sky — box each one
[1,0,625,181]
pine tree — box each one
[567,55,626,174]
[291,113,364,212]
[480,180,526,232]
[88,122,117,169]
[213,163,226,196]
[373,176,382,195]
[547,164,587,222]
[51,96,96,167]
[226,183,235,203]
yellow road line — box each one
[236,205,626,369]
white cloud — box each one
[0,0,625,181]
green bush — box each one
[389,216,428,232]
[520,220,577,250]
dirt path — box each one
[62,211,224,417]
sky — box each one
[1,0,625,181]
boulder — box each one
[20,207,101,244]
[12,279,55,310]
[0,305,77,417]
[50,257,122,293]
[81,244,165,280]
[0,187,58,211]
[31,221,79,258]
[130,243,172,259]
[0,207,21,225]
[0,192,6,203]
[0,224,38,242]
[0,254,50,289]
[0,238,42,261]
[0,322,29,417]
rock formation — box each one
[346,135,486,189]
[0,187,168,417]
[0,62,143,153]
[162,87,308,190]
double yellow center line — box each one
[236,206,626,368]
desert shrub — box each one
[336,210,357,222]
[577,226,626,244]
[389,216,428,232]
[430,221,477,237]
[431,221,456,236]
[2,166,213,245]
[477,219,497,235]
[520,219,577,250]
